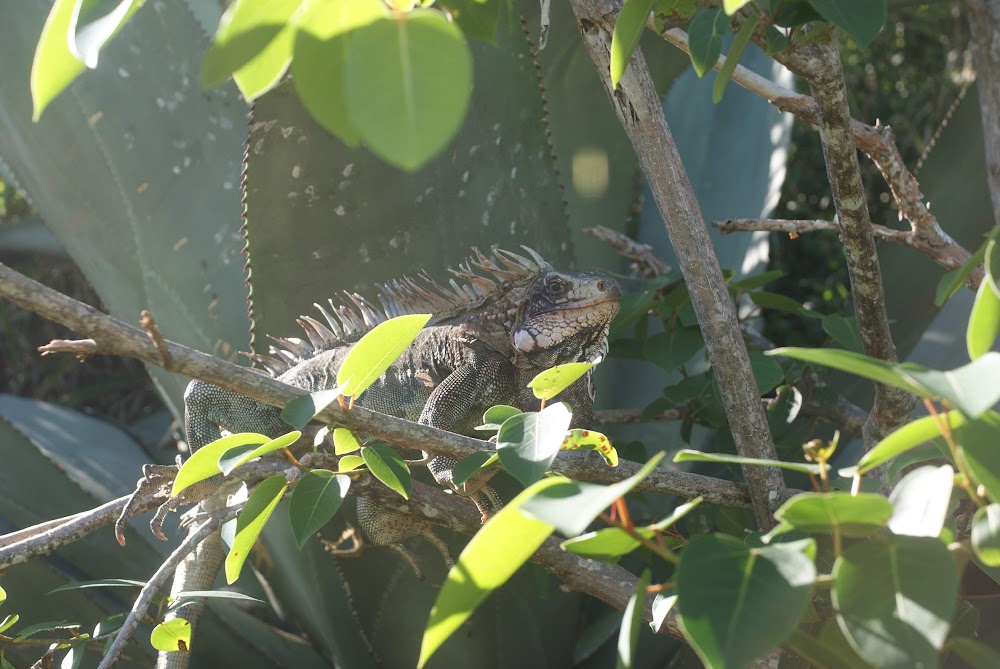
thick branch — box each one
[964,0,1000,228]
[568,0,785,529]
[654,26,983,288]
[796,38,915,445]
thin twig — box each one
[714,218,912,244]
[97,508,236,669]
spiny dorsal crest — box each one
[246,246,552,376]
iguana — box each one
[158,247,621,667]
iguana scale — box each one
[159,247,620,667]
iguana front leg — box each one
[417,353,515,519]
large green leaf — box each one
[226,475,289,584]
[774,492,892,537]
[360,443,411,499]
[345,8,473,171]
[337,314,430,398]
[418,478,563,668]
[846,411,960,476]
[676,534,815,668]
[288,470,350,548]
[886,465,953,538]
[807,0,885,49]
[833,536,957,668]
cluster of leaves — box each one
[31,0,887,174]
[610,268,858,458]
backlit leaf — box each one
[610,0,657,88]
[333,428,361,455]
[172,433,270,496]
[527,362,594,401]
[968,278,1000,359]
[775,492,892,537]
[887,465,953,537]
[361,443,411,499]
[337,314,430,397]
[150,617,191,652]
[219,430,302,475]
[225,475,289,584]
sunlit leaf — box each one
[345,9,472,171]
[336,314,430,397]
[561,428,618,467]
[520,453,666,536]
[48,579,145,594]
[150,617,191,652]
[418,478,564,668]
[338,454,365,472]
[972,504,1000,566]
[333,428,361,455]
[288,470,350,548]
[775,492,892,537]
[172,433,270,496]
[31,0,85,121]
[219,431,301,475]
[712,15,757,103]
[968,278,1000,359]
[887,465,953,537]
[845,411,961,476]
[936,241,987,306]
[527,362,594,401]
[617,569,650,668]
[0,615,18,635]
[610,0,657,88]
[650,592,678,633]
[225,475,289,584]
[674,449,821,474]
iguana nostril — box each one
[597,280,605,291]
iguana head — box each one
[510,270,621,368]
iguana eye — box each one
[547,278,566,295]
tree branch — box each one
[652,25,983,288]
[568,0,786,529]
[964,0,1000,229]
[0,260,753,507]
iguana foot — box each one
[355,497,454,580]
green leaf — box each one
[14,620,70,642]
[0,615,18,635]
[986,236,1000,298]
[345,9,473,171]
[70,0,144,69]
[560,428,619,467]
[956,412,1000,502]
[337,454,365,472]
[610,0,657,88]
[833,535,957,668]
[0,584,4,604]
[291,0,385,145]
[201,0,302,100]
[750,291,823,319]
[712,14,757,103]
[935,241,986,306]
[847,411,961,476]
[949,637,1000,669]
[785,621,871,669]
[520,452,666,537]
[527,362,594,401]
[674,449,821,474]
[150,617,191,652]
[822,314,863,353]
[770,347,1000,418]
[483,405,521,425]
[30,0,85,121]
[807,0,885,49]
[650,593,678,633]
[643,328,704,372]
[219,430,302,475]
[617,569,651,668]
[972,504,1000,566]
[968,278,1000,359]
[496,403,573,487]
[61,643,84,669]
[47,579,146,594]
[418,477,563,668]
[676,534,816,669]
[332,428,361,455]
[722,0,752,12]
[687,7,729,77]
[281,387,345,430]
[451,451,496,488]
[225,475,289,584]
[748,350,784,395]
[92,613,125,637]
[336,314,430,397]
[775,492,893,537]
[288,470,351,548]
[764,25,787,55]
[170,590,266,605]
[361,443,411,499]
[172,433,271,496]
[561,497,699,562]
[887,465,953,537]
[731,270,784,292]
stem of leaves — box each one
[923,398,985,507]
